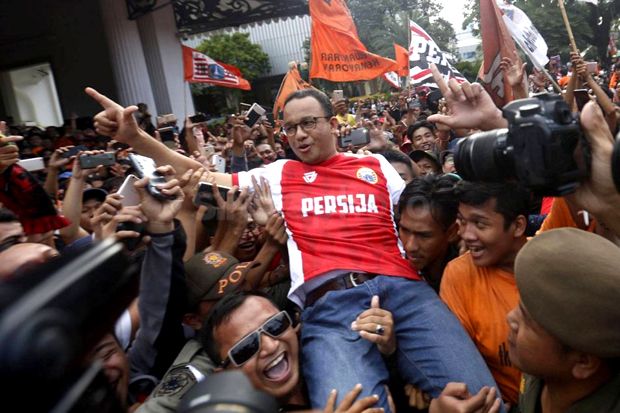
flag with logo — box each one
[497,1,549,68]
[408,20,465,86]
[182,45,251,90]
[273,64,315,118]
[308,0,398,81]
[478,0,521,107]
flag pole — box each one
[511,34,562,93]
[557,0,579,53]
[406,15,411,89]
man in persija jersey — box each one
[87,87,501,413]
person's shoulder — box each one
[442,252,480,284]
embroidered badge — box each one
[203,252,227,268]
[356,167,378,184]
[153,366,196,398]
[303,171,318,183]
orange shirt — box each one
[440,253,521,405]
[537,197,596,234]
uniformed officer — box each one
[137,251,252,413]
[510,228,620,413]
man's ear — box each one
[571,353,602,380]
[512,215,527,238]
[447,221,460,244]
[182,313,203,331]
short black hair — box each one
[398,175,460,230]
[380,150,415,177]
[200,291,278,366]
[455,181,531,230]
[406,120,435,140]
[283,89,334,118]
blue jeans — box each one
[301,276,501,412]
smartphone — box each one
[62,145,87,159]
[189,113,207,123]
[17,157,46,172]
[79,152,116,169]
[128,153,175,201]
[117,174,140,207]
[333,90,344,101]
[574,89,590,111]
[586,61,598,74]
[194,182,239,207]
[213,154,226,173]
[204,144,215,160]
[158,126,176,142]
[265,112,275,126]
[244,103,266,128]
[157,114,177,126]
[338,128,370,149]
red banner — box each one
[182,45,251,90]
[478,0,521,107]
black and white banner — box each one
[409,20,466,85]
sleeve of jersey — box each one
[232,161,287,192]
[232,167,268,189]
[439,261,475,336]
[374,155,406,206]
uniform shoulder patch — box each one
[152,366,197,398]
[203,252,228,268]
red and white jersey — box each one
[233,153,420,304]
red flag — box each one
[394,43,409,76]
[273,65,315,118]
[182,45,251,91]
[478,0,521,107]
[309,0,398,81]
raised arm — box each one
[85,87,232,186]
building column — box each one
[138,3,195,120]
[98,0,157,113]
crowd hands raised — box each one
[1,50,620,413]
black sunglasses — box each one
[222,311,292,368]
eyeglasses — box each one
[222,311,292,368]
[282,116,330,137]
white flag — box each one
[383,72,401,88]
[497,1,549,67]
[408,20,465,85]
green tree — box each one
[193,32,270,110]
[463,0,620,66]
[348,0,457,57]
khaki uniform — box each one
[518,372,620,413]
[136,339,215,413]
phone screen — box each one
[194,182,239,207]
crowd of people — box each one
[1,50,620,413]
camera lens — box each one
[454,129,512,182]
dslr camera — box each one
[455,93,591,196]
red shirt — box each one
[233,153,420,304]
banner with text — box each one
[309,0,398,82]
[409,20,465,86]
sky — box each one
[436,0,469,32]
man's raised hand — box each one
[426,64,507,132]
[85,87,141,143]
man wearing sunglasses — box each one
[202,292,384,413]
[88,87,500,412]
[202,292,303,406]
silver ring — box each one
[375,324,385,336]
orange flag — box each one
[273,65,314,118]
[309,0,398,81]
[182,45,251,90]
[394,43,409,76]
[478,0,521,107]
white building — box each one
[456,27,481,62]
